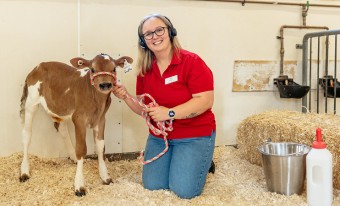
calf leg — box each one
[73,122,87,196]
[58,122,77,162]
[20,101,38,182]
[94,126,112,184]
[74,157,85,196]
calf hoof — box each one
[102,178,112,185]
[19,174,30,182]
[75,187,86,197]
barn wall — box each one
[1,0,340,157]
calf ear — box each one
[115,56,133,67]
[70,57,91,69]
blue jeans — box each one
[142,131,216,199]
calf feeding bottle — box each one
[306,128,333,206]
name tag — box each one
[165,75,178,85]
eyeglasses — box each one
[143,27,167,40]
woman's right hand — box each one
[112,85,127,100]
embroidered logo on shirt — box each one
[165,75,178,85]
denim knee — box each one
[170,184,202,199]
[143,181,169,191]
[169,132,216,199]
[142,134,171,190]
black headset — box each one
[138,15,177,49]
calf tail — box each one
[20,81,28,124]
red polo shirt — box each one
[136,49,216,139]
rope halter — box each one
[89,70,116,87]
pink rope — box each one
[90,71,116,86]
[125,93,173,165]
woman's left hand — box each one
[146,106,170,122]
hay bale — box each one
[237,110,340,189]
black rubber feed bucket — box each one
[277,81,310,98]
[319,75,340,98]
[324,86,340,98]
[274,75,310,99]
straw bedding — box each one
[3,146,339,205]
[237,110,340,190]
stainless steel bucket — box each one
[258,142,311,195]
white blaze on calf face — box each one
[102,54,110,60]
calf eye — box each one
[90,68,95,73]
[113,67,116,73]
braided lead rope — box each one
[90,71,116,86]
[125,93,173,165]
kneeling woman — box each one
[112,13,216,199]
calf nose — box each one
[99,82,112,91]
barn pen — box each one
[3,0,340,205]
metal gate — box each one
[302,29,340,114]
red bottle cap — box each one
[312,128,327,149]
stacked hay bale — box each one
[237,110,340,189]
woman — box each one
[112,14,216,199]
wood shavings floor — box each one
[1,146,340,206]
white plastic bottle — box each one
[306,128,333,206]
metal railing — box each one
[302,29,340,114]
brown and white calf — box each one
[19,54,133,196]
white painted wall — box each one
[1,0,340,157]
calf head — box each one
[70,54,133,94]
